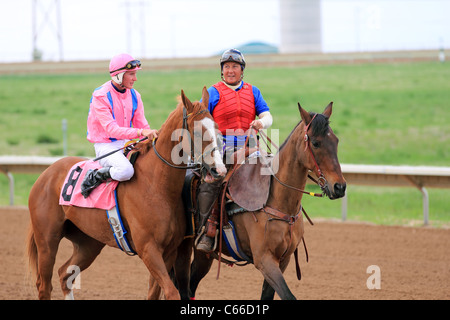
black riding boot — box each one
[195,180,222,253]
[80,167,111,198]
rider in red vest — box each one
[196,49,273,253]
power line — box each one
[122,0,148,58]
[32,0,64,61]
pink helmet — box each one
[109,53,142,76]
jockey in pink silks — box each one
[81,53,158,198]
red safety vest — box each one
[212,81,256,135]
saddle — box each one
[227,154,272,212]
[181,154,273,239]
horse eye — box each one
[312,141,320,148]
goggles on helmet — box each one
[220,49,246,68]
[109,60,141,74]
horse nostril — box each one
[334,183,346,197]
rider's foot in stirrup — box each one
[80,167,111,198]
[196,234,215,253]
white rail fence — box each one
[340,164,450,225]
[1,156,450,225]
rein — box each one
[152,107,210,170]
[92,136,149,162]
[152,138,200,170]
[258,119,325,198]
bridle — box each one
[257,113,328,198]
[302,113,329,193]
[152,106,216,170]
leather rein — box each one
[152,107,213,170]
[259,113,328,199]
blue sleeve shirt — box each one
[205,82,270,116]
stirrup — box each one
[195,229,218,253]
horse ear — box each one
[181,89,194,112]
[323,102,333,118]
[201,86,209,108]
[298,102,312,125]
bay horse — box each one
[174,102,346,300]
[26,87,226,300]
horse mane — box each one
[279,112,330,151]
[134,136,153,155]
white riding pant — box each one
[94,140,134,182]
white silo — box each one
[279,0,322,53]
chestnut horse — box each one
[26,87,226,300]
[174,102,346,300]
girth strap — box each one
[263,206,300,224]
[263,205,311,281]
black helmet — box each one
[220,49,246,70]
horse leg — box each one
[189,249,214,299]
[260,255,291,300]
[141,244,180,300]
[255,254,296,300]
[148,276,163,300]
[33,232,62,300]
[29,205,65,300]
[173,238,194,300]
[58,225,105,300]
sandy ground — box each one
[1,206,448,300]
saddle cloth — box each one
[59,160,118,210]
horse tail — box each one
[26,225,38,281]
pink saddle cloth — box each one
[59,160,119,210]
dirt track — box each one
[1,206,448,300]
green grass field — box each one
[1,60,449,226]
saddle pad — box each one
[223,221,251,262]
[181,170,199,239]
[59,160,118,210]
[227,156,272,212]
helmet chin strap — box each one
[112,72,126,89]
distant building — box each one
[237,42,279,55]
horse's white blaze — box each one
[201,118,226,175]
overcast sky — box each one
[0,0,448,63]
[0,0,279,62]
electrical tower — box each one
[32,0,63,61]
[122,0,148,58]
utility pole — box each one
[32,0,63,61]
[122,0,148,58]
